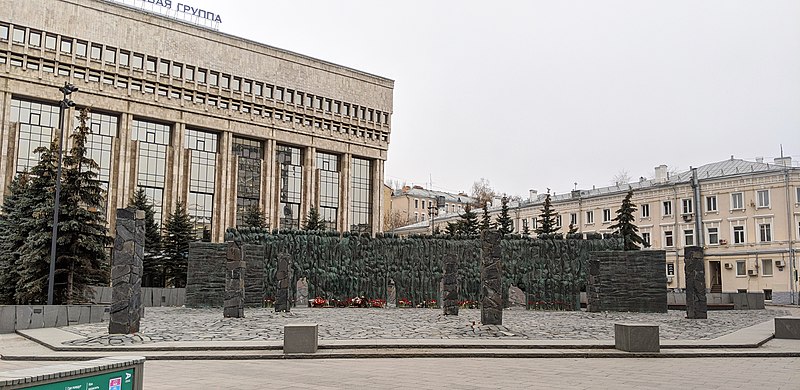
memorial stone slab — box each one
[442,253,459,316]
[224,241,246,318]
[296,277,309,307]
[684,246,707,319]
[275,252,292,312]
[109,208,145,334]
[481,230,503,325]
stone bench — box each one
[774,317,800,339]
[614,323,660,352]
[0,356,144,389]
[284,323,318,353]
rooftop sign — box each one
[105,0,222,30]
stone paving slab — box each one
[52,307,787,347]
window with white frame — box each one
[761,259,773,277]
[731,192,744,210]
[414,212,418,222]
[664,230,674,247]
[757,190,770,208]
[570,213,577,226]
[706,196,717,212]
[663,201,672,216]
[556,215,562,227]
[683,229,695,246]
[414,199,418,209]
[682,199,693,215]
[602,209,611,222]
[641,203,650,218]
[532,217,538,229]
[586,211,594,224]
[706,223,719,245]
[757,218,772,242]
[736,260,746,276]
[731,220,746,244]
[796,187,800,203]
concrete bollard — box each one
[774,317,800,339]
[614,323,660,352]
[284,323,319,353]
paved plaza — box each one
[58,307,787,346]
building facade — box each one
[396,158,800,304]
[0,0,393,241]
[386,185,476,231]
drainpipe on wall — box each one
[784,165,797,304]
[673,183,681,291]
[692,168,704,247]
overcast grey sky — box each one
[167,0,799,197]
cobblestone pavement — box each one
[61,307,787,346]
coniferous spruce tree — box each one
[303,206,326,231]
[567,223,579,235]
[479,204,494,232]
[16,139,59,304]
[162,201,194,287]
[445,221,462,236]
[57,108,112,303]
[0,173,32,304]
[535,193,560,235]
[495,196,514,236]
[242,205,268,229]
[609,190,646,250]
[129,188,163,287]
[458,204,479,235]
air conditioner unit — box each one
[724,263,733,269]
[776,260,786,268]
[719,239,728,245]
[748,269,758,276]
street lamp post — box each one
[47,82,78,306]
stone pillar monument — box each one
[684,246,707,319]
[109,208,145,334]
[224,241,246,318]
[442,253,459,316]
[481,230,503,325]
[275,252,292,312]
[386,279,396,308]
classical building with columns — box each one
[0,0,393,241]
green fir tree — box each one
[609,190,647,250]
[129,188,163,287]
[16,139,61,304]
[495,196,514,236]
[162,201,194,287]
[567,223,579,235]
[303,205,326,231]
[479,205,494,232]
[0,173,32,304]
[458,204,479,235]
[535,193,560,235]
[242,205,268,229]
[56,108,112,303]
[445,221,462,236]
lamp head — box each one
[59,83,78,95]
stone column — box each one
[481,230,503,325]
[224,241,245,318]
[109,208,145,335]
[386,279,396,308]
[275,252,292,312]
[684,246,707,319]
[442,253,459,316]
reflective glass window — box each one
[317,152,340,230]
[277,145,302,229]
[350,157,372,233]
[28,30,41,47]
[60,37,72,53]
[11,99,60,173]
[186,129,217,240]
[233,137,263,227]
[132,120,170,222]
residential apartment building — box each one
[0,0,393,241]
[395,157,800,304]
[387,185,476,230]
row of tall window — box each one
[0,49,388,143]
[10,98,374,236]
[0,22,391,125]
